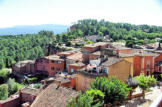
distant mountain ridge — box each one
[0,24,69,35]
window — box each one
[51,67,55,70]
[57,68,60,71]
[57,61,61,64]
[146,60,150,68]
[159,67,161,71]
[51,60,55,63]
[42,66,45,70]
[83,51,89,54]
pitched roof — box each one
[21,87,39,96]
[15,60,35,67]
[66,52,83,61]
[69,62,85,66]
[45,55,64,61]
[101,57,123,67]
[91,51,101,56]
[112,44,131,50]
[31,84,79,107]
[84,42,108,48]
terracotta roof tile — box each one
[31,83,79,107]
[67,52,83,61]
[101,57,123,67]
[21,87,39,96]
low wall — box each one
[0,96,20,107]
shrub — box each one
[135,74,157,91]
[67,89,104,107]
[0,84,9,100]
[0,69,10,84]
[96,38,104,42]
[34,83,42,89]
[135,74,157,98]
[90,77,130,105]
[7,78,18,95]
[28,77,38,83]
[86,89,104,106]
[75,43,84,47]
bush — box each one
[96,38,104,42]
[0,84,9,100]
[0,69,10,84]
[135,74,157,98]
[135,74,157,91]
[34,83,42,89]
[90,77,130,105]
[28,77,38,83]
[75,43,84,47]
[86,89,105,106]
[7,78,18,95]
[67,89,104,107]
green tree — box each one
[135,74,157,99]
[0,84,9,100]
[90,77,130,105]
[0,69,10,84]
[7,78,18,95]
[67,89,104,107]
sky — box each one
[0,0,162,28]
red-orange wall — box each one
[35,58,65,76]
[134,56,142,76]
[48,60,65,76]
[117,49,132,54]
[134,55,154,76]
[144,56,154,75]
[0,97,20,107]
[89,54,100,60]
[155,53,162,72]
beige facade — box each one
[108,60,131,82]
[75,71,106,92]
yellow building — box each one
[101,57,132,82]
[75,57,132,92]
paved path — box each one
[120,86,162,107]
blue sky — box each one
[0,0,162,28]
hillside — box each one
[0,24,69,35]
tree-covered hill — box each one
[0,31,54,68]
[68,19,162,47]
[0,19,162,68]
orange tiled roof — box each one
[31,83,78,107]
[66,52,83,61]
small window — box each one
[57,68,60,71]
[51,67,55,70]
[146,60,150,68]
[42,66,45,70]
[159,67,161,71]
[57,61,61,64]
[51,60,55,63]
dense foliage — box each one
[0,30,54,68]
[68,19,162,47]
[0,84,9,100]
[0,19,162,68]
[90,77,130,105]
[0,69,10,84]
[0,78,25,100]
[135,74,157,92]
[66,89,104,107]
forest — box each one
[0,19,162,68]
[0,31,54,68]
